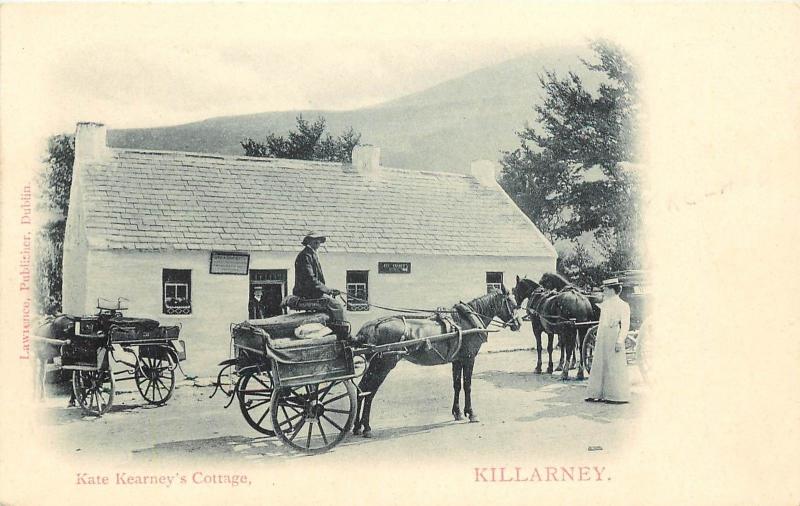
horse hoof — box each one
[453,412,463,421]
[353,427,362,435]
[362,430,373,438]
[546,367,554,374]
[533,368,542,375]
[577,372,585,380]
[469,415,480,423]
[555,366,563,372]
[560,374,569,381]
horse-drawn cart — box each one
[215,307,496,454]
[581,271,650,379]
[34,299,186,415]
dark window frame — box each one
[163,269,192,315]
[486,271,503,293]
[346,270,370,312]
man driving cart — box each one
[293,231,350,339]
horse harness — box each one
[368,303,488,363]
[525,285,585,326]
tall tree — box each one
[241,115,361,162]
[36,134,74,314]
[499,40,642,274]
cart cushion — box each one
[109,317,161,331]
[247,312,330,340]
[270,334,338,349]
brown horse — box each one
[351,287,521,438]
[512,273,595,380]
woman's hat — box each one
[302,231,327,245]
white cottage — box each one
[63,122,556,372]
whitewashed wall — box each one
[81,249,555,374]
[62,185,89,315]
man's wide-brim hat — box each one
[302,231,327,245]
[602,278,622,289]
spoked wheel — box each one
[270,380,357,454]
[135,355,176,405]
[582,325,598,373]
[238,371,275,436]
[72,369,115,416]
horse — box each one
[350,286,521,438]
[512,273,595,380]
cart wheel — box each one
[72,369,115,416]
[238,371,275,436]
[135,355,176,405]
[582,326,598,373]
[270,380,356,454]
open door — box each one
[250,269,287,317]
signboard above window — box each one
[210,251,250,275]
[378,262,411,274]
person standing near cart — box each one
[248,286,268,320]
[585,278,631,404]
[293,231,349,339]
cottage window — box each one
[486,272,503,293]
[346,271,369,311]
[163,269,191,315]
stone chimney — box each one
[75,122,108,162]
[470,159,499,187]
[351,144,381,178]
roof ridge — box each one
[110,147,342,168]
[111,146,478,179]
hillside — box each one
[107,46,599,173]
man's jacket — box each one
[249,298,268,319]
[293,246,331,299]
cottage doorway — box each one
[250,269,287,317]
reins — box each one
[342,292,518,328]
[339,294,455,315]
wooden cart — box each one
[35,299,186,415]
[215,314,491,454]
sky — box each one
[1,3,573,134]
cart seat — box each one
[247,312,330,340]
[270,334,338,349]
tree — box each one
[499,40,642,279]
[36,134,74,315]
[241,115,361,162]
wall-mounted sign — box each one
[378,262,411,274]
[210,251,250,275]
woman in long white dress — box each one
[586,279,631,404]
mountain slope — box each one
[107,46,598,173]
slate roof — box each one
[77,148,555,257]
